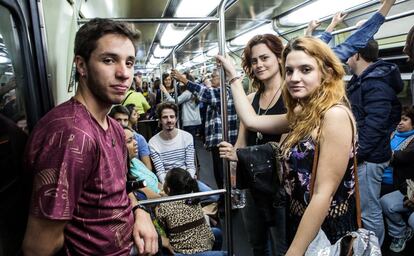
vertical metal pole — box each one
[217,0,233,255]
[171,47,180,128]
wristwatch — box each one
[132,204,149,214]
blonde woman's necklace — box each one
[256,87,281,144]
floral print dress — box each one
[283,135,358,244]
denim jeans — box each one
[241,189,287,256]
[358,161,388,245]
[381,190,414,238]
[197,180,220,204]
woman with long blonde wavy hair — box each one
[217,36,358,255]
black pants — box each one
[211,146,224,189]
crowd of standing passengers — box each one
[18,0,414,255]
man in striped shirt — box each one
[149,102,196,183]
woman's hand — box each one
[160,84,168,94]
[219,141,238,161]
[215,55,238,81]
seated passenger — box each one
[156,168,225,256]
[125,103,140,131]
[123,126,163,199]
[109,104,152,170]
[380,106,414,253]
[149,102,219,203]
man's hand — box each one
[305,20,321,36]
[404,197,414,210]
[133,208,158,255]
[325,12,348,33]
[171,69,188,85]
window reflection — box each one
[0,12,28,133]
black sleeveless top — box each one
[246,91,286,146]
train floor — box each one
[195,137,414,255]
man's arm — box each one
[128,193,158,254]
[171,69,216,105]
[332,0,395,62]
[136,134,152,170]
[22,216,67,256]
[149,144,167,183]
[185,142,196,178]
[140,155,153,171]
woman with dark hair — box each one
[403,25,414,105]
[162,72,180,101]
[218,33,287,255]
[381,106,414,253]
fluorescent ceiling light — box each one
[175,0,221,17]
[0,56,11,64]
[153,44,172,58]
[149,56,163,65]
[279,0,370,26]
[160,24,193,47]
[146,63,158,69]
[191,54,206,64]
[206,47,218,57]
[230,23,277,46]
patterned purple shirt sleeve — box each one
[27,115,96,220]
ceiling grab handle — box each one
[217,1,233,256]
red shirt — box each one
[25,98,133,255]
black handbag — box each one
[236,142,283,196]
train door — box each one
[0,0,51,255]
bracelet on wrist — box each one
[132,204,149,214]
[228,76,241,85]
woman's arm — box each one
[160,85,192,105]
[215,55,289,134]
[286,106,354,255]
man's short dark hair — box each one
[74,18,141,81]
[109,105,130,118]
[358,39,379,62]
[156,102,178,119]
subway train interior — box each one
[1,0,414,255]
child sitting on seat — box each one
[156,168,225,255]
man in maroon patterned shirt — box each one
[22,18,158,255]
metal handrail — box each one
[138,189,226,205]
[331,9,414,36]
[78,17,219,24]
[217,1,233,255]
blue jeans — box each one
[358,161,388,245]
[381,190,414,238]
[197,180,220,204]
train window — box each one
[0,5,31,255]
[0,5,28,133]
